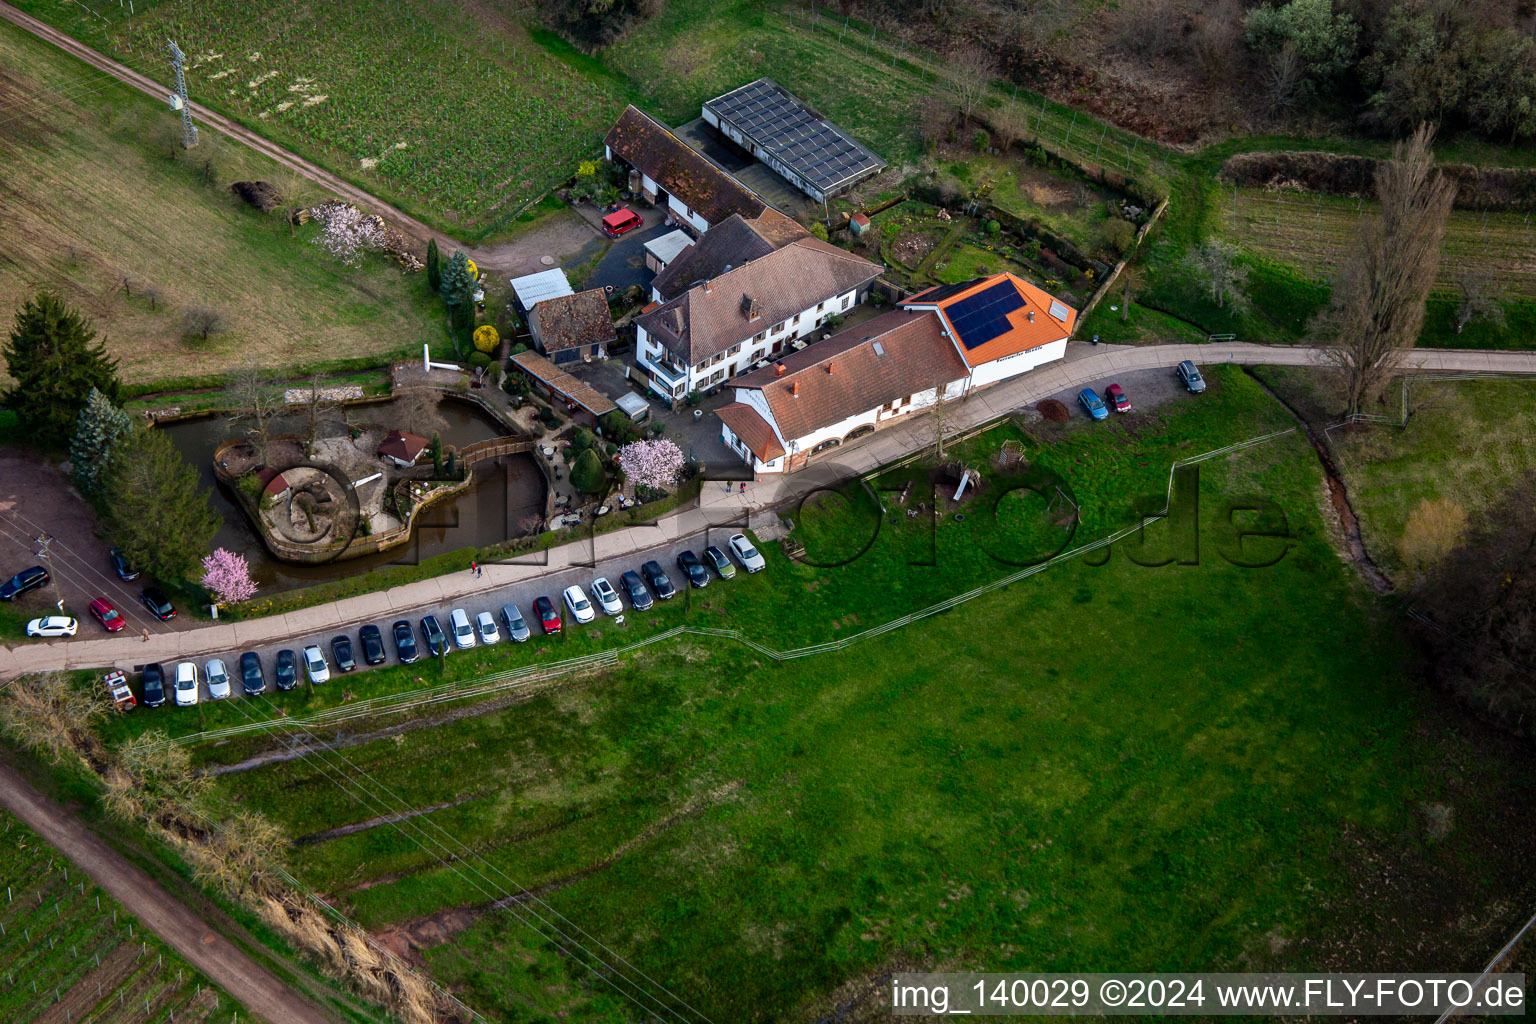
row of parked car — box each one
[1075,362,1207,422]
[5,547,180,639]
[125,534,768,708]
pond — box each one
[162,397,546,592]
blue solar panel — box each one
[946,282,1024,350]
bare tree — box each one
[184,306,227,341]
[1118,262,1143,322]
[300,374,340,454]
[989,102,1032,152]
[1185,240,1249,309]
[1319,124,1456,415]
[0,672,105,766]
[1453,270,1507,334]
[1263,44,1303,115]
[225,360,280,465]
[918,94,957,151]
[947,43,996,122]
[394,386,447,437]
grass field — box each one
[1250,368,1536,581]
[0,21,440,385]
[0,809,245,1023]
[109,368,1535,1022]
[1223,187,1536,298]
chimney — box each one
[826,361,835,374]
[1026,310,1035,322]
[774,363,785,377]
[704,280,711,294]
[791,381,799,396]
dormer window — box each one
[741,294,761,322]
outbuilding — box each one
[644,230,695,274]
[508,268,574,319]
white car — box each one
[25,615,77,638]
[302,645,329,685]
[475,611,500,645]
[728,533,766,573]
[173,661,199,706]
[449,607,477,649]
[590,577,623,616]
[204,658,231,700]
[563,585,595,624]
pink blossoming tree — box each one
[201,548,259,606]
[310,201,386,267]
[617,439,684,492]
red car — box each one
[601,207,642,238]
[533,595,562,634]
[89,598,126,633]
[1104,383,1132,413]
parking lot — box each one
[118,527,764,707]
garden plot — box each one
[0,810,243,1023]
[1223,188,1536,296]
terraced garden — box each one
[0,811,243,1023]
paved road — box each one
[4,343,1535,679]
[0,0,596,274]
[0,761,336,1024]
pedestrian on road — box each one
[477,565,483,578]
[470,560,478,576]
[739,482,747,494]
[140,628,149,643]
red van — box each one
[601,207,643,238]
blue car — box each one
[1078,388,1108,421]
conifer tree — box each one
[100,425,219,583]
[3,292,120,446]
[426,238,441,292]
[69,387,134,503]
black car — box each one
[0,565,49,601]
[239,652,265,696]
[676,550,709,589]
[618,570,654,611]
[392,620,419,663]
[141,663,166,707]
[274,649,298,691]
[359,624,386,666]
[331,634,356,672]
[421,614,448,657]
[109,548,139,582]
[641,560,676,600]
[140,587,176,621]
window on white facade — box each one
[842,295,853,310]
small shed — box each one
[644,230,695,274]
[614,391,651,424]
[377,429,430,469]
[529,288,616,366]
[508,268,574,318]
[257,467,290,502]
[849,212,871,237]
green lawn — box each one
[160,368,1536,1022]
[1251,368,1536,581]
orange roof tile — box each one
[716,403,785,463]
[905,273,1077,367]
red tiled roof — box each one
[258,468,290,495]
[377,429,429,463]
[533,288,616,353]
[904,273,1077,366]
[716,403,786,463]
[604,106,766,225]
[637,239,881,367]
[730,309,969,443]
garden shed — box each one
[614,391,651,424]
[644,230,695,273]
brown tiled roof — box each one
[604,106,765,225]
[377,429,429,463]
[651,214,779,300]
[716,403,786,463]
[731,309,969,442]
[533,288,616,353]
[509,350,618,417]
[636,239,881,367]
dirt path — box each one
[0,761,337,1024]
[0,1,597,273]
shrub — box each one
[571,426,596,453]
[809,222,830,241]
[974,129,990,152]
[985,219,1001,235]
[570,448,607,494]
[684,389,704,408]
[510,342,530,355]
[1101,218,1137,255]
[472,324,499,353]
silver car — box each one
[475,611,501,645]
[449,607,477,649]
[590,577,623,616]
[302,645,330,685]
[1176,359,1206,393]
[729,533,766,573]
[500,604,531,643]
[204,658,231,700]
[173,661,200,706]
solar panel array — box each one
[707,79,884,192]
[945,281,1025,350]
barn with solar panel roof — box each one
[703,79,886,202]
[903,273,1077,387]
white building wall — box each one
[967,337,1067,388]
[668,195,709,233]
